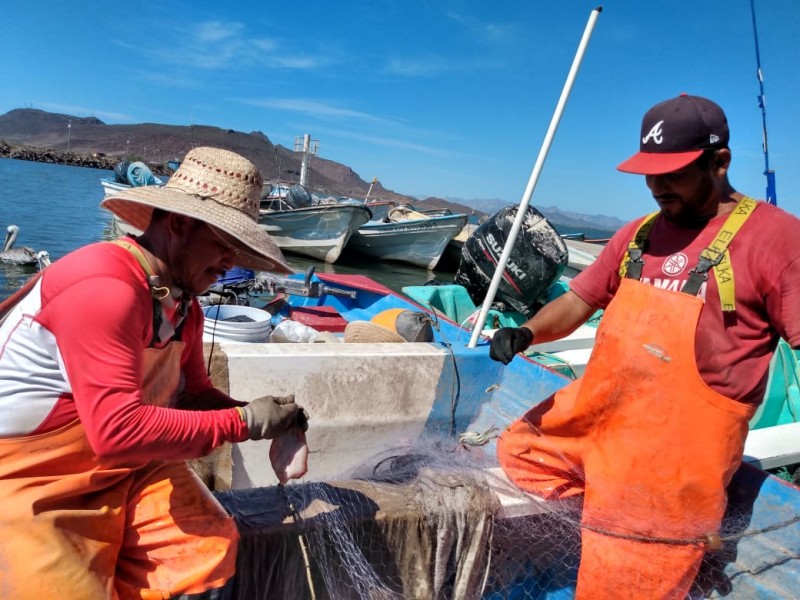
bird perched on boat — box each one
[1,225,38,265]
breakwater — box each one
[0,141,168,175]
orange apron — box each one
[498,278,755,599]
[0,289,238,599]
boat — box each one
[100,161,166,237]
[100,160,164,197]
[402,277,800,472]
[193,270,800,599]
[348,204,470,270]
[257,185,373,263]
[363,199,398,221]
[442,220,478,267]
[563,237,603,271]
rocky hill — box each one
[0,108,423,205]
[0,108,619,233]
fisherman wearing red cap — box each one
[490,94,800,598]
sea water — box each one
[0,158,459,302]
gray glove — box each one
[240,394,305,440]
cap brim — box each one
[616,149,703,175]
[101,186,293,274]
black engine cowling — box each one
[455,205,568,317]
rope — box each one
[580,514,800,550]
[204,308,220,376]
[281,485,318,600]
[424,308,462,437]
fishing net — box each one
[204,430,799,600]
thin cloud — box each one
[235,98,389,124]
[446,11,520,44]
[341,133,450,158]
[128,70,205,90]
[315,126,455,159]
[386,55,501,77]
[116,21,335,72]
[37,102,134,122]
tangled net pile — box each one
[209,431,799,600]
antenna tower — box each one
[750,0,777,205]
[294,134,319,187]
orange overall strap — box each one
[681,195,759,311]
[618,211,659,280]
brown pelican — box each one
[1,225,38,265]
[37,250,51,270]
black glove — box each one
[489,327,534,365]
[240,394,306,440]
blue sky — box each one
[2,0,798,221]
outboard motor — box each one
[286,184,313,209]
[455,205,568,317]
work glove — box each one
[239,394,307,440]
[489,327,534,365]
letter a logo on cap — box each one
[642,120,664,145]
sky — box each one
[2,0,798,222]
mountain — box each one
[0,108,412,203]
[446,197,625,237]
[0,108,622,235]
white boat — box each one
[100,162,166,237]
[255,183,373,263]
[100,160,164,197]
[258,201,372,264]
[563,237,603,271]
[443,221,478,267]
[348,204,470,270]
[100,178,136,197]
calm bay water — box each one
[0,158,458,302]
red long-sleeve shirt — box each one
[0,240,249,460]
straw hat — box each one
[101,147,292,273]
[344,309,434,343]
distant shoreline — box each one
[0,141,169,175]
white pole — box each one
[365,177,377,202]
[468,6,602,348]
[299,133,311,187]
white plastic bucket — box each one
[202,305,273,343]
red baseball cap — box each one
[617,94,729,175]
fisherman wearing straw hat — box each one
[0,147,308,598]
[490,95,800,598]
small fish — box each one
[270,427,308,485]
[458,425,499,447]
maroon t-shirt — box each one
[571,201,800,406]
